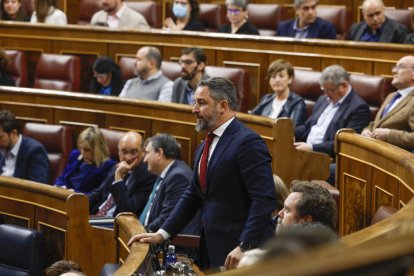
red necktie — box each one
[200,133,215,192]
[96,194,115,216]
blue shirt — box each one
[99,86,112,96]
[360,24,383,42]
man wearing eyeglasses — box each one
[171,47,209,105]
[346,0,408,44]
[276,0,336,39]
[294,65,370,158]
[361,56,414,151]
[89,131,157,217]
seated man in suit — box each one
[171,47,209,105]
[346,0,408,44]
[0,110,49,184]
[361,55,414,151]
[90,0,150,30]
[119,46,173,102]
[88,131,157,217]
[276,0,336,39]
[139,132,201,258]
[294,65,370,158]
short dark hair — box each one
[267,59,294,79]
[181,47,206,64]
[290,181,338,230]
[198,77,238,111]
[144,133,181,159]
[45,260,84,276]
[0,110,19,134]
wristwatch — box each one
[239,242,254,252]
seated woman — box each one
[251,59,307,126]
[90,56,124,96]
[0,50,16,86]
[30,0,67,25]
[55,127,115,195]
[0,0,30,21]
[217,0,259,35]
[164,0,205,31]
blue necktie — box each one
[139,177,163,225]
[381,92,401,118]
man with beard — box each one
[276,181,337,233]
[276,0,336,39]
[90,0,150,29]
[346,0,408,44]
[88,131,157,217]
[171,47,208,105]
[119,46,173,102]
[128,77,276,271]
[0,110,49,184]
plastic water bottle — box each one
[165,245,177,268]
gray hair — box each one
[226,0,248,10]
[319,65,350,87]
[198,77,238,111]
[144,133,181,159]
[294,0,319,9]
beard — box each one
[195,107,219,132]
[137,66,149,79]
[181,67,197,81]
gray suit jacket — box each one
[171,73,209,104]
[90,5,150,30]
[365,89,414,150]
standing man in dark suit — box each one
[171,47,208,105]
[294,65,370,158]
[361,55,414,151]
[139,133,200,235]
[0,110,49,184]
[129,77,276,270]
[89,131,157,217]
[346,0,408,44]
[276,0,336,39]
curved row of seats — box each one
[5,49,395,118]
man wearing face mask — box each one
[171,47,209,105]
[164,0,205,31]
[91,0,150,30]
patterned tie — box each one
[96,194,115,216]
[381,92,401,118]
[200,133,215,192]
[139,177,163,226]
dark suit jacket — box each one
[171,73,209,104]
[88,161,157,216]
[276,17,336,39]
[161,118,276,268]
[251,92,307,126]
[146,159,200,236]
[295,90,370,157]
[0,135,49,184]
[54,149,116,194]
[217,21,260,35]
[346,17,408,44]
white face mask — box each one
[172,3,187,18]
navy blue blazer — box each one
[146,159,200,236]
[161,118,276,268]
[0,135,49,184]
[295,90,370,157]
[88,161,157,216]
[251,92,307,126]
[276,17,336,39]
[55,150,116,194]
[346,17,408,44]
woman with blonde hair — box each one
[55,127,115,194]
[30,0,67,25]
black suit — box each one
[89,162,157,216]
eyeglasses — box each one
[321,86,340,94]
[227,8,243,14]
[178,59,196,66]
[93,72,107,79]
[300,4,317,11]
[364,11,382,18]
[392,64,414,71]
[119,149,140,156]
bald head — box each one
[362,0,385,31]
[391,55,414,90]
[118,131,144,167]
